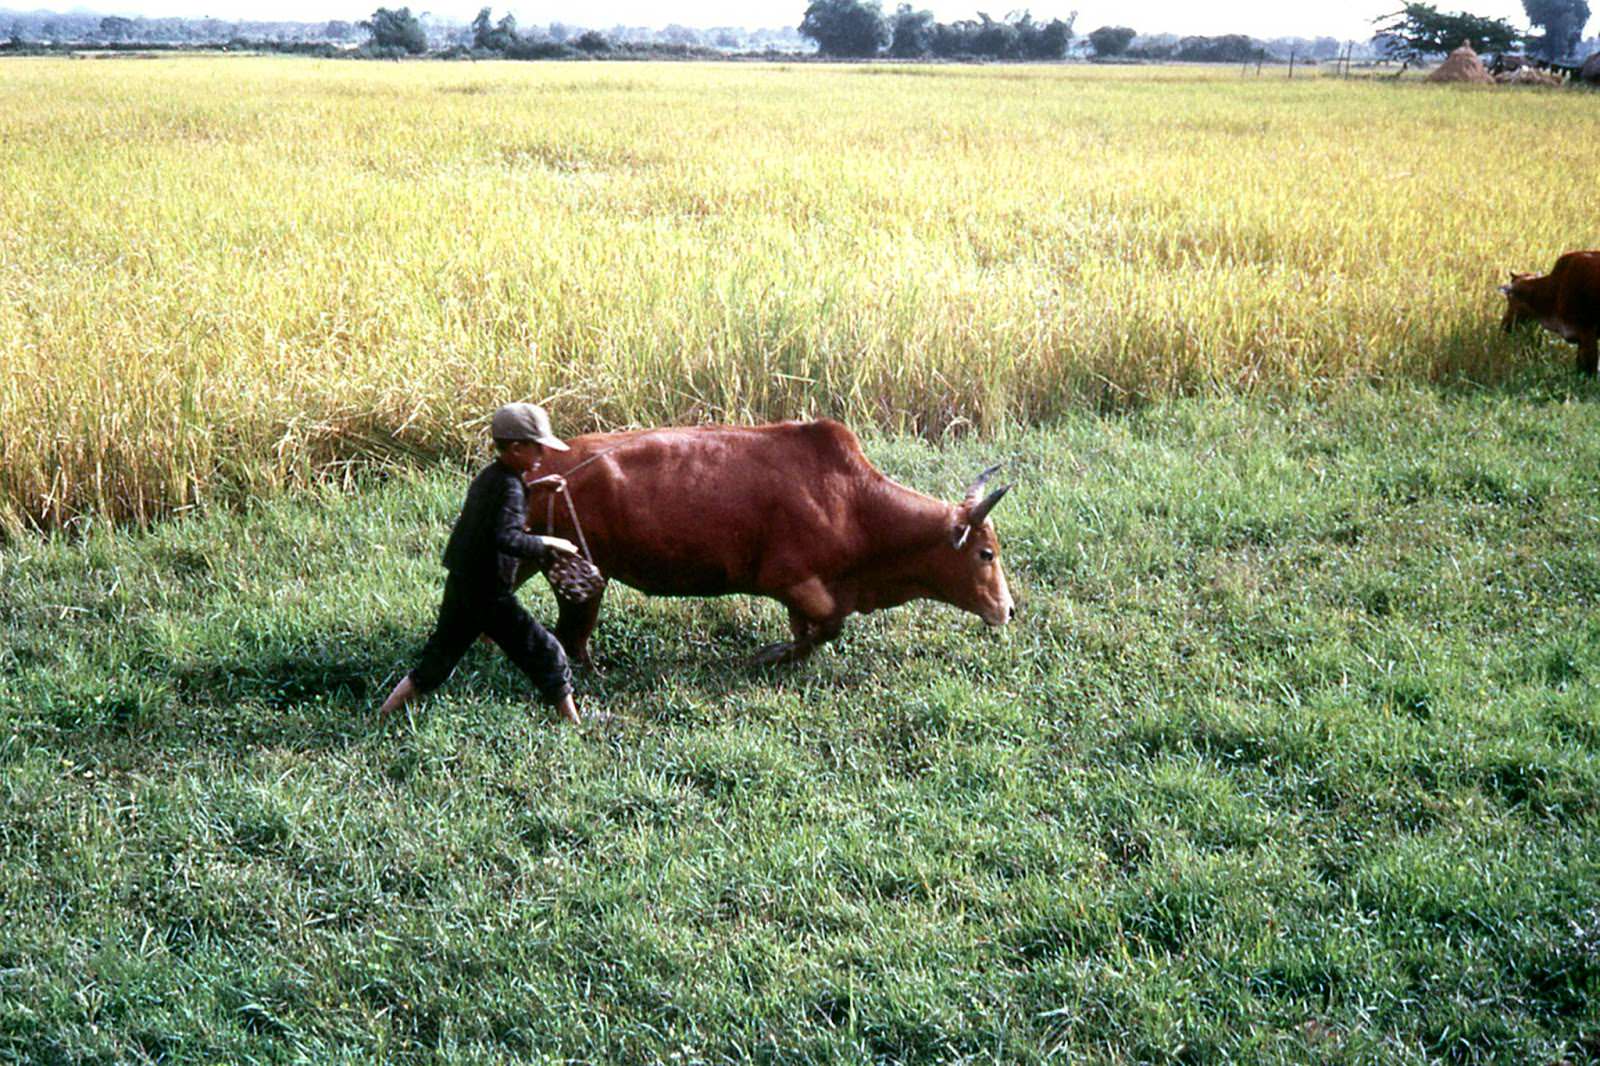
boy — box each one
[377,403,584,725]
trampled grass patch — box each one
[3,386,1598,1061]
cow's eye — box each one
[979,548,995,562]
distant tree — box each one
[928,18,974,55]
[505,35,573,58]
[98,15,137,41]
[970,12,1022,56]
[1372,3,1521,62]
[573,29,610,52]
[1127,31,1177,58]
[888,3,934,56]
[1017,12,1075,58]
[1522,0,1591,59]
[1175,33,1259,61]
[799,0,889,57]
[362,6,427,53]
[143,16,183,41]
[1308,35,1345,58]
[1088,24,1136,56]
[1259,35,1305,58]
[660,24,703,45]
[471,8,518,51]
[471,7,493,46]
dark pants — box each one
[409,572,572,705]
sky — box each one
[20,0,1548,41]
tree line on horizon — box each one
[0,5,1377,64]
[0,7,803,55]
[2,0,1592,64]
[802,0,1593,63]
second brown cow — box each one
[1501,250,1600,376]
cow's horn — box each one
[969,484,1012,526]
[964,463,1003,503]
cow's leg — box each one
[1577,331,1597,377]
[754,578,843,666]
[751,615,808,667]
[553,588,605,665]
[801,614,846,653]
[753,611,847,666]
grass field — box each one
[4,57,1600,1062]
[2,58,1598,532]
[4,379,1600,1062]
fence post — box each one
[1288,49,1295,78]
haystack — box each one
[1496,66,1563,87]
[1428,41,1495,84]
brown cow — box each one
[514,419,1015,665]
[1500,250,1600,376]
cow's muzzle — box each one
[982,597,1016,627]
[981,570,1016,627]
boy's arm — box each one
[495,474,576,560]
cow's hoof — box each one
[752,641,802,667]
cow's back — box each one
[1551,252,1600,330]
[533,420,877,596]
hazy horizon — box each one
[3,0,1561,43]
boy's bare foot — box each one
[377,675,417,720]
[555,692,582,726]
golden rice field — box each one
[1,57,1596,533]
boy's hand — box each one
[524,472,567,491]
[535,535,578,556]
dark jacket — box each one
[441,461,554,590]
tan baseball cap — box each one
[490,403,569,450]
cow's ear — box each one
[951,523,972,550]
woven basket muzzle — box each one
[543,552,606,606]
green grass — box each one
[4,376,1599,1062]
